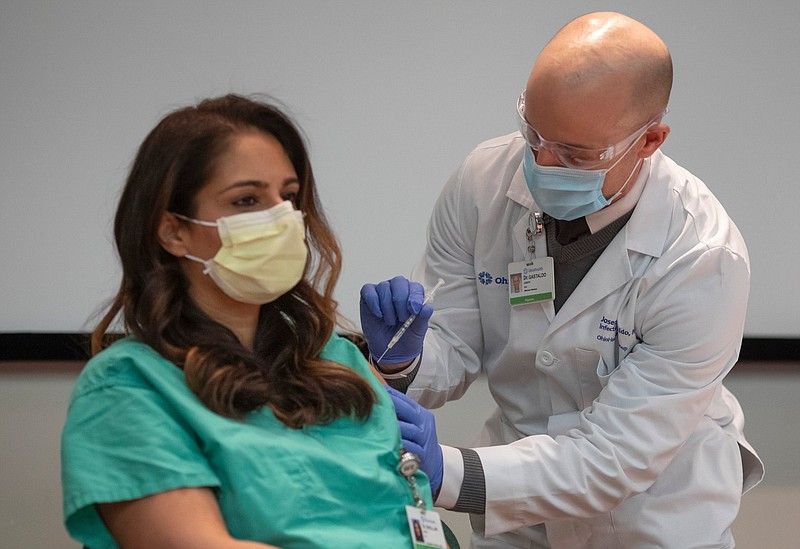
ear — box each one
[157,212,190,257]
[638,124,670,158]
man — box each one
[360,11,763,549]
[510,273,521,294]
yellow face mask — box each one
[176,201,308,304]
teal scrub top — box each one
[61,335,432,549]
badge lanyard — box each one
[399,450,448,549]
[398,450,426,508]
[509,211,555,306]
[527,211,544,256]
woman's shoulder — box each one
[320,332,370,368]
[71,338,179,399]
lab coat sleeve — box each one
[476,235,752,536]
[408,154,487,408]
[436,445,465,509]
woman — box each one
[61,94,434,548]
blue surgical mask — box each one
[522,145,640,221]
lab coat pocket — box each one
[574,348,607,409]
[594,352,617,389]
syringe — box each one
[375,278,445,364]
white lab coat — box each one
[410,133,764,548]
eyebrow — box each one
[218,177,300,194]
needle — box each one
[375,278,445,363]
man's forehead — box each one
[525,74,635,144]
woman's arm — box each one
[97,487,280,549]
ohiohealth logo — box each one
[479,271,493,285]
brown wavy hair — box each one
[92,94,375,428]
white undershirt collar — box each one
[586,156,651,234]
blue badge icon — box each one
[479,271,493,285]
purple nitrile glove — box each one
[386,385,443,495]
[359,276,433,364]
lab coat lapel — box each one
[511,213,532,258]
[546,227,633,336]
[509,158,533,256]
[544,151,673,336]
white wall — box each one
[1,1,799,337]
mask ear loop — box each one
[607,157,643,204]
[169,213,218,273]
[171,212,218,227]
[183,254,214,274]
[604,121,655,204]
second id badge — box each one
[406,505,447,549]
[508,257,555,306]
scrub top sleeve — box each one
[62,383,219,545]
[322,333,373,378]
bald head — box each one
[527,12,672,132]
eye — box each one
[561,148,603,169]
[233,195,259,207]
[565,153,587,166]
[281,191,299,206]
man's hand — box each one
[386,385,444,495]
[360,276,433,365]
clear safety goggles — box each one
[517,92,666,170]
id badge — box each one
[508,257,555,306]
[406,505,447,549]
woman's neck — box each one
[190,288,261,350]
